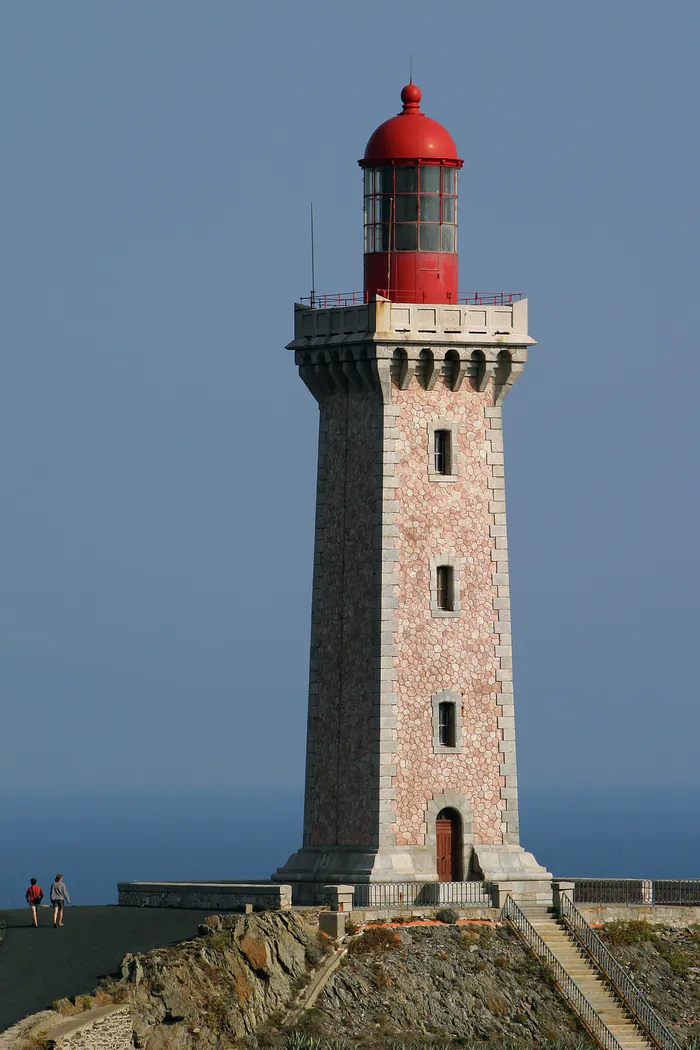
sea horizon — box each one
[1,783,696,911]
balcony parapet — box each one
[288,296,535,351]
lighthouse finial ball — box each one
[401,82,422,109]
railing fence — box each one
[570,879,700,906]
[299,291,524,309]
[351,880,491,909]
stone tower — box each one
[276,84,550,903]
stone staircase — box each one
[519,905,651,1050]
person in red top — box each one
[25,878,43,927]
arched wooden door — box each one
[436,808,462,882]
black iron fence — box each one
[653,880,700,905]
[351,880,491,909]
[569,879,700,906]
[560,893,682,1050]
[501,895,624,1050]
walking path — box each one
[0,906,209,1032]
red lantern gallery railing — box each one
[300,291,523,309]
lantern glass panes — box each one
[441,225,455,252]
[395,166,418,193]
[420,195,440,223]
[395,195,418,222]
[420,224,440,251]
[364,164,458,253]
[394,224,417,251]
[420,165,441,192]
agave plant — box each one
[283,1034,321,1050]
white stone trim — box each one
[376,381,400,848]
[426,417,459,483]
[429,554,462,618]
[431,689,464,754]
[485,404,520,844]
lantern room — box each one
[360,83,463,305]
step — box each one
[511,912,666,1050]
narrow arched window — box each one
[436,566,454,611]
[438,702,456,748]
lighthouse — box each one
[276,84,551,904]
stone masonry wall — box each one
[117,882,291,910]
[290,335,523,881]
[304,388,384,848]
[0,1006,133,1050]
[385,376,518,850]
[51,1008,132,1050]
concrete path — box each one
[0,905,211,1032]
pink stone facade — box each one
[390,382,507,849]
[299,369,516,864]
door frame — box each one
[425,790,476,882]
[436,808,462,881]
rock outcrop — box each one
[106,910,326,1048]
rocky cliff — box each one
[12,914,700,1049]
[107,911,327,1048]
[97,913,588,1048]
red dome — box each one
[362,83,462,164]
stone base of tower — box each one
[273,845,439,903]
[470,844,553,907]
[273,843,552,906]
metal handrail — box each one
[352,880,491,909]
[569,879,653,905]
[300,292,369,308]
[501,896,624,1050]
[654,879,700,905]
[299,291,524,309]
[568,878,700,906]
[458,292,523,305]
[559,893,681,1050]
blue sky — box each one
[1,0,698,815]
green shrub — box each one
[347,925,401,955]
[315,931,336,955]
[435,907,459,924]
[478,925,494,946]
[658,942,691,976]
[305,944,323,966]
[603,920,657,946]
[207,933,229,951]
